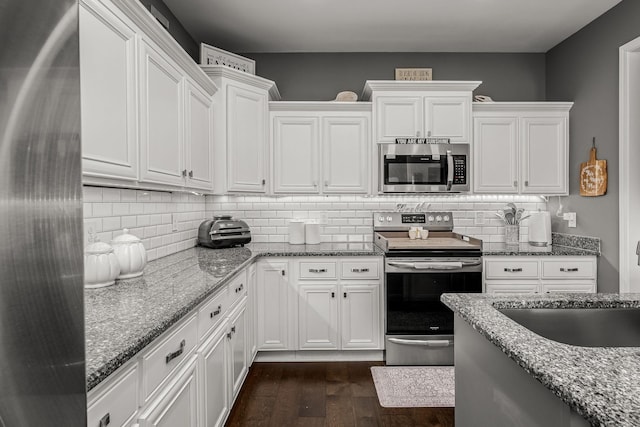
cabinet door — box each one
[185,80,214,191]
[227,84,268,192]
[137,357,198,427]
[298,284,339,350]
[80,0,138,180]
[228,302,248,402]
[272,116,319,193]
[139,39,185,186]
[521,117,568,194]
[200,324,229,427]
[256,261,292,350]
[247,263,258,365]
[473,117,519,193]
[322,116,369,194]
[375,96,422,143]
[424,96,471,143]
[340,284,381,349]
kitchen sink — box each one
[498,307,640,347]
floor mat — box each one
[370,366,455,408]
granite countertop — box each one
[483,232,601,257]
[85,242,382,390]
[441,293,640,426]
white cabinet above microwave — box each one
[362,81,481,145]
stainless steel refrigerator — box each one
[0,0,86,425]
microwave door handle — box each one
[446,150,453,190]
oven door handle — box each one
[387,261,463,270]
[388,338,453,347]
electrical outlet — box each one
[319,212,329,225]
[475,212,485,225]
[563,212,577,228]
[171,213,179,232]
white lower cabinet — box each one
[298,284,339,349]
[484,256,597,294]
[247,263,258,364]
[199,322,229,427]
[87,363,139,427]
[228,299,248,401]
[340,283,381,349]
[136,356,199,427]
[256,260,293,350]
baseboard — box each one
[254,350,384,362]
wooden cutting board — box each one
[580,147,607,196]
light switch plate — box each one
[171,213,179,232]
[563,212,577,228]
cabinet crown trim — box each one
[106,0,217,96]
[269,101,372,112]
[473,102,574,113]
[361,80,482,100]
[201,65,281,100]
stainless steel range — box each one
[373,211,483,366]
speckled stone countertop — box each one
[483,232,601,256]
[85,242,382,390]
[441,293,640,426]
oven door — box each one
[385,258,482,336]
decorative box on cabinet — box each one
[361,80,481,145]
[473,103,573,195]
[270,102,371,194]
[484,256,597,294]
[202,66,281,194]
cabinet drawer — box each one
[88,364,138,427]
[485,282,539,295]
[541,259,595,279]
[299,261,337,279]
[542,282,596,293]
[485,260,539,279]
[141,314,198,403]
[341,260,379,280]
[227,270,247,310]
[198,287,228,341]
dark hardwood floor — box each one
[225,362,455,427]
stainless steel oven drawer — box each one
[385,334,454,366]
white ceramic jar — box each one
[111,229,147,279]
[84,240,121,288]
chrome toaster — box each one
[197,215,251,249]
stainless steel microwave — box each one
[379,143,470,193]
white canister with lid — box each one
[305,221,321,245]
[288,220,306,245]
[84,237,121,288]
[111,229,147,279]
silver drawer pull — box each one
[504,268,523,272]
[235,283,244,293]
[99,413,110,427]
[351,268,369,273]
[560,267,579,272]
[309,268,327,273]
[211,305,222,318]
[165,339,186,364]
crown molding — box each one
[269,101,372,112]
[472,102,574,113]
[201,66,281,100]
[362,80,482,100]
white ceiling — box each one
[163,0,622,53]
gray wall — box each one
[245,53,545,101]
[546,0,640,292]
[137,0,199,61]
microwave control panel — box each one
[453,155,467,184]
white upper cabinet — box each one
[362,81,481,144]
[202,67,280,195]
[185,79,214,191]
[473,103,572,195]
[270,102,371,195]
[139,39,185,187]
[80,0,138,181]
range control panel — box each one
[373,211,454,231]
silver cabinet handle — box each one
[188,170,193,178]
[181,169,187,177]
[331,292,335,298]
[351,268,369,273]
[504,267,523,272]
[165,339,186,364]
[309,268,327,273]
[210,305,222,318]
[513,180,518,187]
[262,179,266,185]
[560,267,579,272]
[99,413,110,427]
[343,292,347,298]
[235,283,244,293]
[524,180,529,187]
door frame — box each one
[619,36,640,292]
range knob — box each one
[428,215,435,222]
[387,216,393,222]
[378,215,385,222]
[443,215,450,222]
[436,215,443,222]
